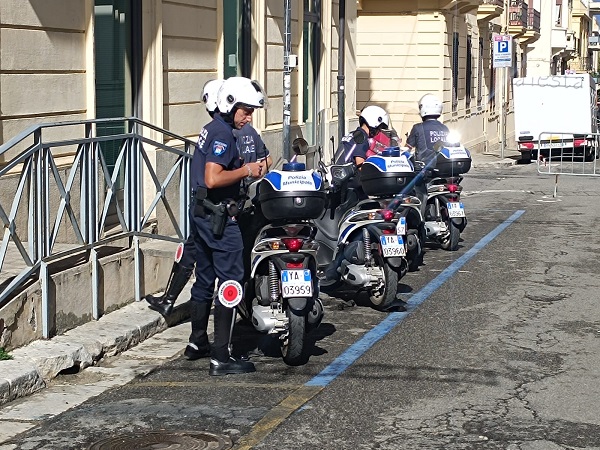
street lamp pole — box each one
[499,0,509,160]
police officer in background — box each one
[406,94,449,165]
[324,106,390,283]
[190,77,266,376]
[144,79,271,354]
[406,94,449,216]
[336,105,390,165]
[144,80,226,323]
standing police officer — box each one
[145,80,271,365]
[144,80,226,323]
[190,76,266,376]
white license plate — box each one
[379,235,406,257]
[396,216,406,235]
[281,269,312,298]
[539,142,565,149]
[447,202,465,218]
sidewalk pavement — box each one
[470,149,521,168]
[0,149,523,409]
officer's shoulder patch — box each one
[213,140,228,156]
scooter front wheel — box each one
[440,218,460,251]
[281,304,307,366]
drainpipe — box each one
[283,0,292,161]
[337,0,346,146]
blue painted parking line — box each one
[306,209,525,388]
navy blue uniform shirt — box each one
[234,124,269,163]
[406,119,450,164]
[191,114,242,203]
[337,127,369,164]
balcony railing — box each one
[509,0,528,27]
[528,8,541,33]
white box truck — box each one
[512,74,598,163]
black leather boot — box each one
[209,305,255,376]
[145,261,193,316]
[184,301,212,360]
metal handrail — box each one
[0,117,195,338]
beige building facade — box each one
[0,0,358,164]
[357,0,539,153]
[354,1,600,154]
[355,0,518,153]
[0,0,593,166]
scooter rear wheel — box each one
[281,304,307,366]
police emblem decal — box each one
[213,141,228,156]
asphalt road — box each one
[4,160,600,450]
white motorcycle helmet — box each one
[418,94,443,118]
[359,105,390,131]
[216,77,267,114]
[202,79,225,113]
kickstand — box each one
[381,298,408,312]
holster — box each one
[204,200,228,237]
[193,189,239,238]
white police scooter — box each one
[421,132,471,251]
[315,132,411,310]
[239,139,325,366]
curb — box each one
[471,157,519,168]
[0,299,191,407]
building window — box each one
[94,0,142,174]
[224,0,252,78]
[489,44,496,111]
[477,36,484,109]
[223,1,240,78]
[303,0,321,144]
[452,32,459,112]
[555,0,562,27]
[466,35,472,109]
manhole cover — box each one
[89,431,232,450]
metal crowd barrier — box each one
[535,130,600,176]
[0,118,195,337]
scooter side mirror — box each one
[318,160,328,177]
[292,138,309,156]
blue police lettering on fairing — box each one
[213,141,228,156]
